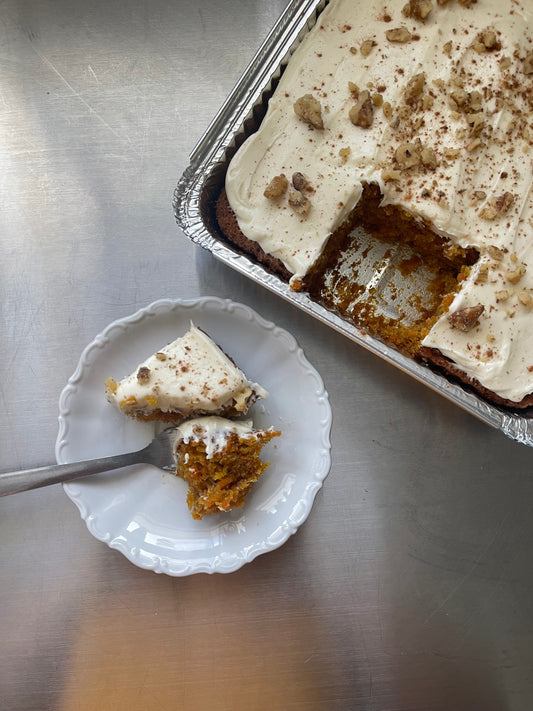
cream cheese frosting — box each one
[106,324,268,419]
[175,417,261,460]
[225,0,533,403]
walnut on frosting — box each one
[487,245,505,261]
[264,173,288,200]
[495,289,514,303]
[265,172,313,217]
[506,263,527,284]
[291,172,309,192]
[137,366,151,385]
[394,138,438,171]
[360,39,376,57]
[395,142,421,169]
[448,304,484,331]
[293,94,324,129]
[472,29,501,53]
[403,72,426,106]
[386,27,412,43]
[518,292,533,308]
[479,192,515,220]
[349,90,374,128]
[402,0,433,21]
[288,187,311,217]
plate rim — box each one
[56,296,332,575]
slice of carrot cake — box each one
[173,416,280,519]
[105,324,268,422]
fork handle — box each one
[0,450,144,497]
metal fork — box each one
[0,427,177,497]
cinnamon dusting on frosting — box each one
[225,0,533,403]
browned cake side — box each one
[419,346,533,409]
[216,189,293,282]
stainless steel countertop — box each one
[1,1,533,709]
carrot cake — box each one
[216,0,533,408]
[105,324,268,422]
[174,416,280,519]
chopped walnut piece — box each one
[264,175,287,202]
[404,72,426,105]
[395,141,421,169]
[386,27,412,43]
[444,147,461,160]
[479,192,514,220]
[466,138,483,153]
[466,112,485,137]
[155,352,167,361]
[495,289,513,302]
[360,39,376,57]
[382,102,393,120]
[382,167,402,181]
[476,263,489,283]
[339,147,351,162]
[348,81,359,96]
[518,291,533,308]
[500,56,512,71]
[137,366,151,385]
[292,172,308,192]
[264,173,288,200]
[402,0,433,20]
[487,245,505,261]
[522,51,533,75]
[450,89,482,115]
[288,188,311,217]
[420,146,438,169]
[448,304,484,331]
[479,205,498,220]
[479,29,500,51]
[469,91,483,112]
[349,90,374,128]
[443,41,452,56]
[470,190,486,205]
[506,263,526,284]
[450,87,468,108]
[293,94,324,130]
[495,192,515,214]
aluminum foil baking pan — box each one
[174,0,533,447]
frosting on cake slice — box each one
[105,324,268,422]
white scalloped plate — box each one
[55,297,331,575]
